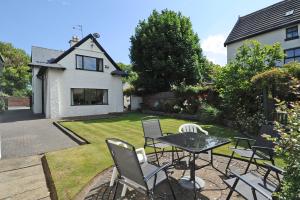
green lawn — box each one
[46,112,282,200]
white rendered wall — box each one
[32,67,43,114]
[131,96,143,111]
[227,24,300,64]
[48,38,124,118]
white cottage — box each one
[29,34,126,118]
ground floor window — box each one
[284,47,300,64]
[71,88,108,105]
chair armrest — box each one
[252,146,274,153]
[264,162,284,175]
[136,148,147,163]
[234,137,256,142]
[144,162,171,182]
[228,170,272,199]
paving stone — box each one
[0,108,77,159]
[0,156,50,200]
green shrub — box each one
[233,105,267,134]
[284,61,300,79]
[266,101,300,199]
[198,103,221,123]
[0,98,5,112]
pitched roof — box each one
[28,62,65,70]
[31,46,63,64]
[52,34,122,71]
[224,0,300,46]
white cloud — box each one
[201,34,227,66]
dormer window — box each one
[76,55,103,72]
[286,26,299,41]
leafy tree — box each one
[0,42,30,96]
[215,40,284,133]
[130,9,205,93]
[117,62,138,84]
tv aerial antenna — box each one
[73,25,83,38]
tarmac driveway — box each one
[0,108,77,159]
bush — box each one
[284,61,300,79]
[233,105,267,134]
[0,98,6,112]
[266,101,300,199]
[198,103,221,123]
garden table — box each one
[157,132,230,199]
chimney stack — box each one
[69,36,80,47]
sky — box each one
[1,0,281,66]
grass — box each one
[46,112,283,200]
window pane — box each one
[295,48,300,57]
[76,56,83,69]
[286,50,294,58]
[72,89,108,105]
[285,58,294,64]
[295,57,300,63]
[97,59,103,71]
[72,89,84,105]
[287,32,293,39]
[103,90,108,104]
[84,57,97,71]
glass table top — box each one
[157,132,230,153]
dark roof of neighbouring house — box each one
[224,0,300,46]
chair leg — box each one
[166,175,176,200]
[225,152,235,176]
[244,153,255,174]
[226,177,239,200]
[251,187,258,200]
[109,167,118,187]
[113,180,120,200]
[121,184,128,197]
[153,146,160,166]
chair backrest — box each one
[178,123,208,135]
[106,138,147,189]
[141,116,163,139]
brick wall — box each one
[143,92,176,109]
[7,97,30,107]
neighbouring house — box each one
[29,34,126,118]
[225,0,300,65]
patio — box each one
[83,152,272,200]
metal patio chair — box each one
[225,125,278,175]
[109,141,148,197]
[225,162,284,200]
[225,137,275,175]
[141,116,177,165]
[106,138,176,200]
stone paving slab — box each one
[0,155,50,200]
[82,153,276,200]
